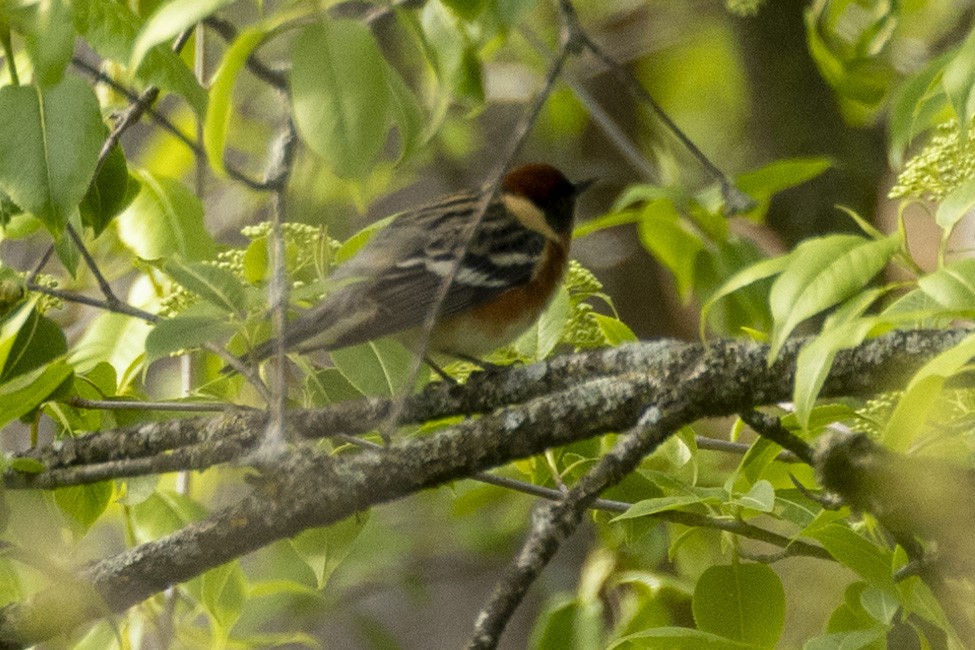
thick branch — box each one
[0,329,967,646]
[8,330,966,488]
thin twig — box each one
[91,25,195,180]
[65,224,125,307]
[66,397,242,413]
[71,59,275,192]
[263,122,299,443]
[61,30,196,317]
[202,16,288,90]
[26,246,54,284]
[696,435,802,463]
[738,410,815,465]
[473,472,829,559]
[467,407,669,649]
[520,27,657,181]
[563,3,753,213]
[26,281,158,322]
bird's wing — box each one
[281,197,546,352]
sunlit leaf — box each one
[0,361,73,429]
[768,235,899,361]
[935,177,975,233]
[884,331,975,452]
[116,171,216,261]
[55,482,113,537]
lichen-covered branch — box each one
[0,329,967,647]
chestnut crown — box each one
[502,163,591,234]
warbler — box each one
[245,163,591,363]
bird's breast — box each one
[428,239,570,356]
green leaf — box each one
[636,200,705,302]
[0,361,73,430]
[69,312,152,376]
[116,171,217,261]
[612,495,716,522]
[145,312,237,364]
[204,25,271,175]
[917,257,975,310]
[74,0,207,114]
[291,18,392,179]
[130,0,238,71]
[608,627,755,650]
[774,489,825,529]
[335,215,394,263]
[0,298,40,372]
[386,64,425,162]
[736,158,832,221]
[291,515,368,589]
[700,254,791,339]
[1,307,67,383]
[54,481,113,536]
[806,523,894,588]
[942,26,975,141]
[441,0,487,20]
[80,361,118,397]
[162,259,247,315]
[591,313,637,345]
[130,490,208,542]
[0,77,105,235]
[530,595,604,650]
[768,234,900,361]
[200,561,247,633]
[9,457,45,474]
[80,143,139,237]
[793,317,886,429]
[18,0,75,86]
[735,479,775,513]
[420,1,484,107]
[330,338,416,397]
[572,208,642,239]
[804,629,886,650]
[53,215,81,276]
[304,367,363,406]
[935,177,975,233]
[610,185,675,212]
[860,585,898,625]
[513,285,570,360]
[731,436,781,494]
[692,563,785,648]
[884,331,975,451]
[888,50,954,168]
[881,288,949,325]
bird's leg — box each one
[424,357,459,385]
[453,353,510,374]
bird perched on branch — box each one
[244,163,592,364]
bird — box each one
[243,163,592,365]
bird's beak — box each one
[572,177,597,196]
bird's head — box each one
[501,163,593,239]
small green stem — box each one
[0,24,19,86]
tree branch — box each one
[0,328,967,647]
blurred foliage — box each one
[1,0,975,648]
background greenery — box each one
[2,0,975,647]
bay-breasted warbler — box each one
[245,163,591,363]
